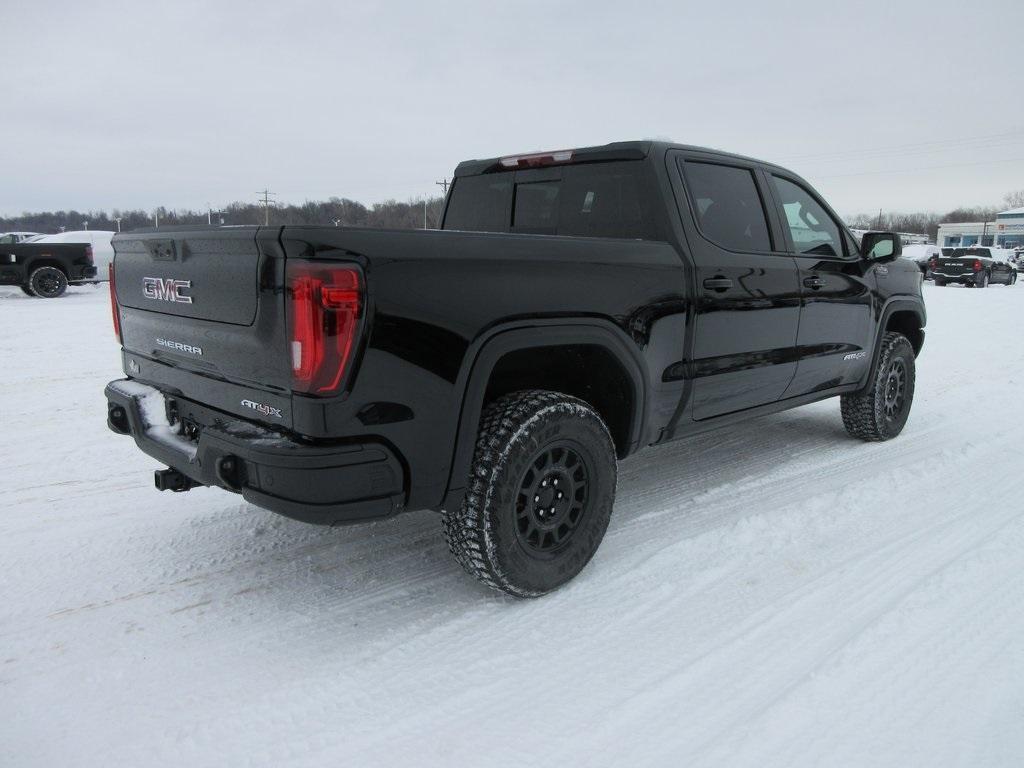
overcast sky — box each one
[3,0,1022,219]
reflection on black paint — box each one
[370,314,468,384]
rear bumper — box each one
[932,271,978,284]
[105,379,405,525]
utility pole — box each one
[875,208,882,229]
[256,188,276,226]
[435,178,450,196]
[153,210,159,228]
[424,200,428,229]
[114,217,122,233]
[207,202,212,226]
[82,220,89,231]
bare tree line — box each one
[846,190,1024,240]
[4,189,1023,241]
[0,197,446,234]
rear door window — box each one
[680,161,772,252]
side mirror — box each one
[861,231,902,261]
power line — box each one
[781,128,1024,163]
[794,137,1024,168]
[812,156,1024,180]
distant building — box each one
[937,207,1024,249]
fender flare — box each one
[441,318,648,511]
[858,297,926,391]
[23,257,69,277]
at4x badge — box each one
[240,398,283,418]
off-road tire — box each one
[933,277,945,287]
[28,266,68,298]
[442,390,617,598]
[974,271,989,289]
[841,332,915,442]
[1009,272,1017,286]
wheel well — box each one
[483,344,635,458]
[886,310,924,356]
[26,260,68,276]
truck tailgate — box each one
[112,226,293,428]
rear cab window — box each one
[443,161,663,241]
[441,175,513,233]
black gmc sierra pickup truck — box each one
[105,141,926,597]
[0,238,98,297]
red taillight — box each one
[973,259,983,272]
[498,149,574,169]
[85,245,94,265]
[108,263,122,343]
[287,261,362,395]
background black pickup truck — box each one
[0,239,97,297]
[105,140,926,597]
[933,247,1018,287]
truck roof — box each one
[453,140,792,177]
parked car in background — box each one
[0,232,41,244]
[27,230,115,278]
[0,238,97,297]
[901,243,940,279]
[933,247,1017,287]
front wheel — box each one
[841,332,916,442]
[442,390,617,597]
[1009,272,1018,286]
[28,266,69,298]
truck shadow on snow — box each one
[170,401,853,613]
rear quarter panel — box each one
[280,226,689,510]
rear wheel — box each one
[974,271,989,289]
[28,266,68,298]
[1009,272,1017,286]
[841,332,915,442]
[933,277,946,287]
[19,285,35,297]
[442,390,617,597]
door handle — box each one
[703,276,733,292]
[803,276,826,290]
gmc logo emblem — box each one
[143,276,193,304]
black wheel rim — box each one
[883,358,907,421]
[515,444,589,554]
[36,272,61,296]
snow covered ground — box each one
[1,281,1022,767]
